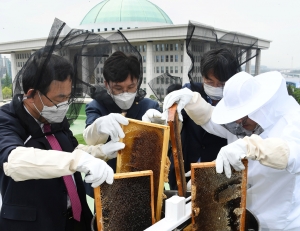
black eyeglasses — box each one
[41,92,75,109]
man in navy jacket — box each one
[81,51,160,197]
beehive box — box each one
[191,161,248,231]
[116,118,170,221]
[94,171,155,231]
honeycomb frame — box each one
[191,161,248,231]
[94,170,155,231]
[116,118,170,221]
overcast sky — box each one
[1,0,300,69]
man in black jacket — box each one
[0,53,114,231]
[143,48,240,190]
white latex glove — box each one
[95,113,129,142]
[162,88,194,121]
[101,141,125,159]
[77,152,114,188]
[216,139,247,178]
[185,171,191,191]
[142,109,166,124]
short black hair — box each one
[167,83,182,94]
[103,51,140,83]
[200,48,240,82]
[22,54,74,95]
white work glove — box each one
[142,109,166,124]
[162,88,194,121]
[77,152,114,188]
[95,113,129,142]
[185,171,191,191]
[216,139,247,178]
[76,141,125,161]
[101,141,125,159]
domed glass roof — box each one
[80,0,173,25]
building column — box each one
[182,40,191,85]
[203,42,210,53]
[81,47,89,97]
[10,52,17,82]
[245,49,252,74]
[254,49,261,76]
[146,41,153,97]
[10,52,18,95]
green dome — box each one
[80,0,173,25]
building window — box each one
[166,66,169,73]
[161,66,164,73]
[156,44,160,52]
[166,78,169,84]
[156,55,160,62]
[144,77,146,84]
[161,77,164,84]
[140,45,143,52]
[170,66,173,73]
[170,55,173,62]
[127,27,130,29]
[170,44,173,51]
[175,55,178,62]
[161,55,164,62]
[156,77,159,84]
[175,43,178,51]
[119,27,122,30]
[161,44,165,51]
[143,56,146,62]
[156,67,159,73]
[175,66,178,73]
[165,44,169,51]
[166,55,169,62]
[143,45,146,52]
[143,67,146,73]
[112,28,115,31]
[170,78,173,84]
[91,29,94,32]
[181,66,183,73]
[181,55,183,62]
[104,28,107,31]
[181,43,184,51]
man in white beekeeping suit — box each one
[160,71,300,231]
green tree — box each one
[287,85,300,104]
[1,73,12,89]
[2,86,12,99]
[149,94,158,101]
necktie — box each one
[44,123,82,221]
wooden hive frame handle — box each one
[168,103,187,197]
[94,186,103,231]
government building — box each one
[0,0,271,98]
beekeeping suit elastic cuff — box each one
[184,92,214,125]
[243,134,289,169]
[3,147,84,181]
[76,144,109,161]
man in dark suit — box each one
[0,53,114,231]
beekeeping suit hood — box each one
[212,71,299,134]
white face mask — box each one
[203,83,223,100]
[108,90,137,110]
[33,92,69,123]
